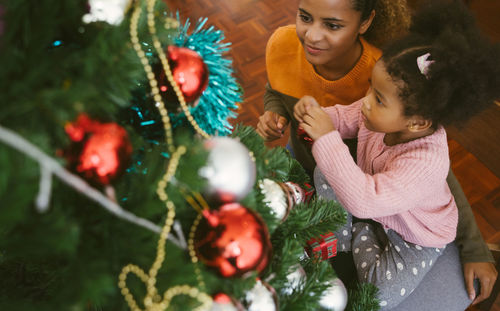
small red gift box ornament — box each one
[297,126,313,147]
[305,232,338,261]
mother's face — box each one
[296,0,368,67]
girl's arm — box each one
[322,99,363,140]
[312,132,449,218]
[295,97,363,140]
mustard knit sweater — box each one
[266,24,381,108]
[264,24,381,177]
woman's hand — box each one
[294,96,336,141]
[464,261,498,305]
[256,111,289,141]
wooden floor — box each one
[165,0,499,309]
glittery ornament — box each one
[194,203,271,278]
[199,137,256,203]
[259,179,288,221]
[281,264,306,296]
[155,46,208,108]
[259,179,306,221]
[244,280,278,311]
[62,114,132,186]
[82,0,132,25]
[319,277,348,311]
[297,126,314,147]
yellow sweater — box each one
[264,24,381,178]
[266,24,381,107]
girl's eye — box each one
[375,96,384,106]
[325,23,341,30]
[299,14,312,23]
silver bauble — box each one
[245,280,278,311]
[199,137,256,203]
[319,277,348,311]
[281,264,306,296]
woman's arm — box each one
[257,83,290,141]
[447,170,497,304]
[263,83,290,118]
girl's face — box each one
[361,61,410,134]
[296,0,370,67]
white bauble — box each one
[319,277,348,311]
[83,0,132,25]
[259,178,288,220]
[281,264,306,296]
[199,137,256,203]
[245,280,278,311]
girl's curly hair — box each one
[352,0,411,47]
[380,0,500,128]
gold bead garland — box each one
[118,146,211,310]
[129,0,174,154]
[188,213,206,290]
[145,0,210,140]
[118,1,212,310]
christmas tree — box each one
[0,0,378,310]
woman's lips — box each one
[305,45,324,55]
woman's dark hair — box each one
[381,0,500,128]
[351,0,411,47]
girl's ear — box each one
[359,10,375,35]
[407,117,433,132]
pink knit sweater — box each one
[312,99,458,248]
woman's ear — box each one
[359,10,375,35]
[407,117,433,132]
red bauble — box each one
[63,114,132,185]
[155,46,209,106]
[194,203,272,278]
[297,126,313,147]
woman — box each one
[256,0,497,308]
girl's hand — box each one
[294,95,318,123]
[300,104,336,141]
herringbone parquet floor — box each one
[165,0,499,309]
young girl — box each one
[294,1,500,309]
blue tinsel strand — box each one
[171,17,241,136]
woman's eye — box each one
[376,96,384,106]
[325,23,341,30]
[299,14,311,23]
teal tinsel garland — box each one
[171,17,240,136]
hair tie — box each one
[416,52,434,78]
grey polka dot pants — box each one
[314,167,445,309]
[352,222,445,310]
